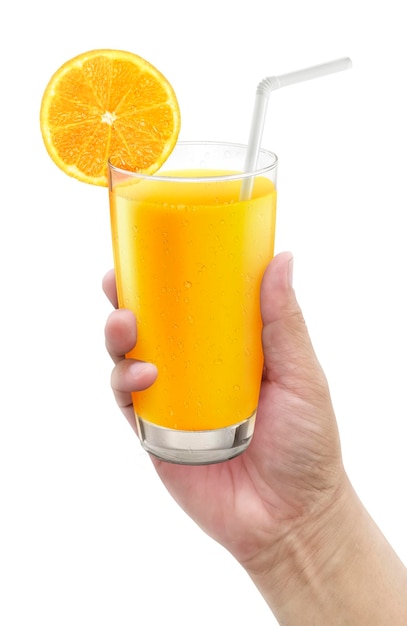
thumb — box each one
[260,252,326,390]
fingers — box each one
[260,251,295,327]
[111,359,158,427]
[260,252,327,391]
[102,269,118,308]
[103,270,158,433]
[104,306,158,432]
[104,306,158,388]
[105,308,137,364]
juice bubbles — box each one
[110,169,276,431]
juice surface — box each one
[110,170,277,430]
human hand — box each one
[104,252,407,624]
[103,252,345,567]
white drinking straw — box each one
[240,57,352,200]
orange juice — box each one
[110,169,277,431]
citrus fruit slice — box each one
[40,49,181,186]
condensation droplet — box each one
[184,281,192,288]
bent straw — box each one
[240,57,352,200]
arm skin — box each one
[103,252,407,625]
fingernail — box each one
[130,361,157,378]
[288,254,294,287]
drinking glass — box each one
[109,141,277,464]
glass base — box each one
[136,411,256,465]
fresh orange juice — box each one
[110,169,277,431]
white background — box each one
[1,1,406,624]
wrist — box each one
[242,474,407,625]
[244,472,353,611]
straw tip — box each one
[342,56,353,69]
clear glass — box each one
[108,142,278,464]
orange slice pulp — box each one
[40,49,181,186]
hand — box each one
[103,252,407,625]
[103,252,345,567]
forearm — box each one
[245,477,407,625]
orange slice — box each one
[40,49,181,186]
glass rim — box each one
[108,141,278,183]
